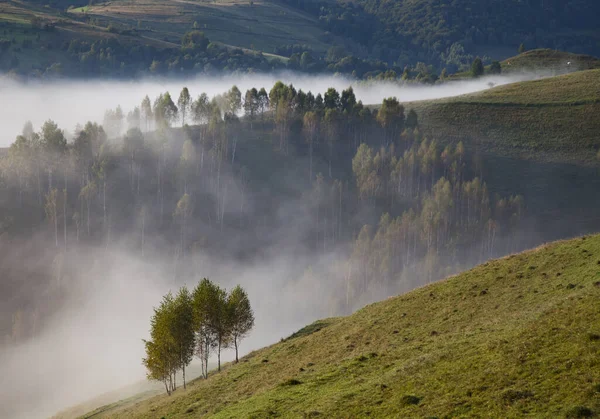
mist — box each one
[0,70,568,419]
[0,71,542,147]
[0,243,338,419]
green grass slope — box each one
[408,69,600,163]
[88,234,600,418]
[500,49,600,74]
[451,49,600,78]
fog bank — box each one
[0,71,540,147]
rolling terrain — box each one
[81,234,600,418]
[2,0,600,76]
[407,68,600,164]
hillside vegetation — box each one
[2,0,600,77]
[84,234,600,418]
[408,69,600,163]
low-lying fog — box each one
[0,71,541,147]
[0,70,545,419]
[1,247,330,419]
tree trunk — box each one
[218,339,221,371]
[86,197,90,236]
[309,139,313,182]
[235,337,239,363]
[183,364,186,389]
[164,379,170,395]
[63,188,67,252]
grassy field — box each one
[450,49,600,79]
[407,69,600,164]
[79,233,600,418]
[500,49,600,74]
[66,0,335,55]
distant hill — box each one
[278,0,600,68]
[82,234,600,418]
[407,68,600,164]
[2,0,600,77]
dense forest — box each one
[0,81,527,347]
[282,0,600,70]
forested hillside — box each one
[1,82,531,353]
[280,0,600,69]
[1,0,600,78]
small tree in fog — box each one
[153,92,178,128]
[178,87,191,125]
[173,286,195,389]
[376,97,404,146]
[227,285,254,363]
[192,278,217,378]
[489,60,502,75]
[470,57,484,78]
[226,85,242,115]
[257,87,269,120]
[193,278,230,375]
[303,111,319,182]
[143,292,178,395]
[244,88,259,129]
[141,95,153,132]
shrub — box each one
[281,378,302,386]
[400,395,421,406]
[565,406,594,418]
[501,389,534,404]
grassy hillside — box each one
[83,234,600,418]
[407,69,600,163]
[500,49,600,74]
[451,49,600,78]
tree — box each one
[181,30,209,52]
[141,95,153,132]
[227,285,254,363]
[489,60,502,75]
[178,87,191,125]
[471,57,484,78]
[40,120,66,189]
[174,193,192,257]
[143,292,178,395]
[406,109,418,130]
[243,88,259,128]
[173,286,195,389]
[257,87,269,119]
[323,108,340,177]
[225,86,243,116]
[518,43,526,54]
[303,111,319,182]
[376,98,404,146]
[192,278,228,376]
[324,87,340,110]
[44,188,59,247]
[154,92,178,128]
[340,87,357,113]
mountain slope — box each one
[407,69,600,164]
[278,0,600,66]
[88,234,600,418]
[3,0,600,77]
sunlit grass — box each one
[87,234,600,418]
